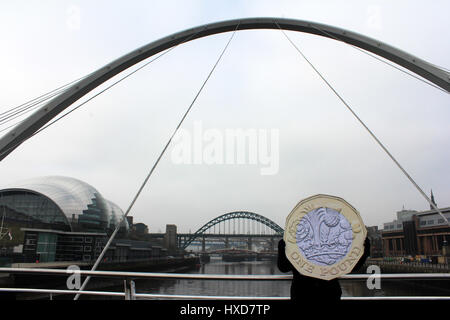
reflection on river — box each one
[136,257,289,298]
[132,256,450,299]
[84,256,450,300]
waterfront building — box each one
[0,176,129,234]
[0,176,166,264]
[126,216,134,227]
[382,206,450,257]
[164,224,177,255]
[21,227,107,263]
[133,223,149,234]
[366,226,383,258]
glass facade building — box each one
[0,176,128,233]
[0,176,168,264]
[107,200,129,232]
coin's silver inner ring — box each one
[296,207,353,266]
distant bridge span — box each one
[181,211,283,249]
[1,17,449,160]
[205,248,257,255]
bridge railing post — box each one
[124,279,136,300]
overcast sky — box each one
[0,1,449,233]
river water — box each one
[128,256,450,299]
[11,256,448,300]
[135,257,290,299]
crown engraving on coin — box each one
[284,194,367,280]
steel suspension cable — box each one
[0,27,206,160]
[308,24,449,95]
[0,88,79,134]
[275,21,449,225]
[0,73,90,119]
[74,22,240,300]
[0,88,67,125]
[0,55,168,159]
[0,76,95,133]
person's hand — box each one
[278,239,286,250]
[364,237,371,255]
[351,237,371,272]
[277,239,292,272]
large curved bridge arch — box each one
[1,17,449,160]
[182,211,284,249]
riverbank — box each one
[0,256,200,300]
[364,259,450,273]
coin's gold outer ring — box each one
[283,194,367,281]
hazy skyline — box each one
[1,1,449,233]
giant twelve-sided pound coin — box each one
[284,194,367,280]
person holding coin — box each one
[278,236,370,302]
[278,195,371,302]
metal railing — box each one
[377,260,449,269]
[1,267,450,300]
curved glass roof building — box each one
[107,200,129,231]
[0,176,128,233]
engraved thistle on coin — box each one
[296,207,353,266]
[284,194,367,280]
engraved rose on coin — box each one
[296,207,352,266]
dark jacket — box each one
[277,237,370,302]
